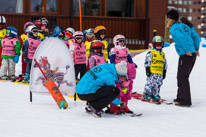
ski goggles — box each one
[86,33,94,36]
[65,32,73,37]
[75,36,83,40]
[99,31,106,35]
[154,42,163,47]
[32,29,39,34]
[117,39,125,43]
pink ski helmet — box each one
[127,63,137,80]
[73,31,83,37]
[24,22,34,31]
[113,34,125,46]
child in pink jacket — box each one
[107,63,137,114]
[70,31,87,81]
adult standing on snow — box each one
[167,9,200,107]
[76,61,127,117]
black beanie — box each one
[167,9,179,21]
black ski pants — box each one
[78,86,120,111]
[74,64,87,80]
[176,53,196,106]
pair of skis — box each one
[85,107,143,117]
[131,92,173,105]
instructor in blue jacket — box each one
[167,9,200,107]
[76,61,127,117]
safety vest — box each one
[114,47,128,64]
[85,40,92,59]
[0,29,6,40]
[1,38,17,57]
[150,50,165,75]
[71,41,87,64]
[37,33,45,40]
[20,33,44,43]
[93,40,109,61]
[27,38,41,59]
[20,34,28,43]
[92,55,106,66]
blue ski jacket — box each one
[76,63,121,105]
[170,22,200,56]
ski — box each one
[132,92,173,105]
[104,112,143,117]
[128,113,143,117]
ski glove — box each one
[145,67,151,77]
[13,55,19,63]
[163,69,166,79]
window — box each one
[184,0,187,5]
[31,0,42,12]
[188,0,192,4]
[168,0,173,4]
[178,8,182,12]
[47,0,57,12]
[73,0,100,16]
[0,0,23,13]
[183,8,187,13]
[188,16,192,21]
[106,0,134,17]
[179,0,182,4]
[31,0,57,14]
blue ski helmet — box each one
[6,26,18,37]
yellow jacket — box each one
[0,29,6,40]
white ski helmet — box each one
[113,34,125,46]
[66,27,75,35]
[0,16,6,24]
[26,25,38,34]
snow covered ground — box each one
[1,44,206,137]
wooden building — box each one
[0,0,168,49]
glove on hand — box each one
[163,69,167,79]
[13,55,19,63]
[146,67,151,77]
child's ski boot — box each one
[0,75,8,80]
[121,105,133,114]
[9,75,16,82]
[144,93,153,101]
[23,73,30,83]
[105,105,121,114]
[153,95,161,102]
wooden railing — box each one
[2,14,149,49]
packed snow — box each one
[0,44,206,137]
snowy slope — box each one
[0,44,206,137]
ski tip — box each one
[131,113,143,117]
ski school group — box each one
[0,9,203,117]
